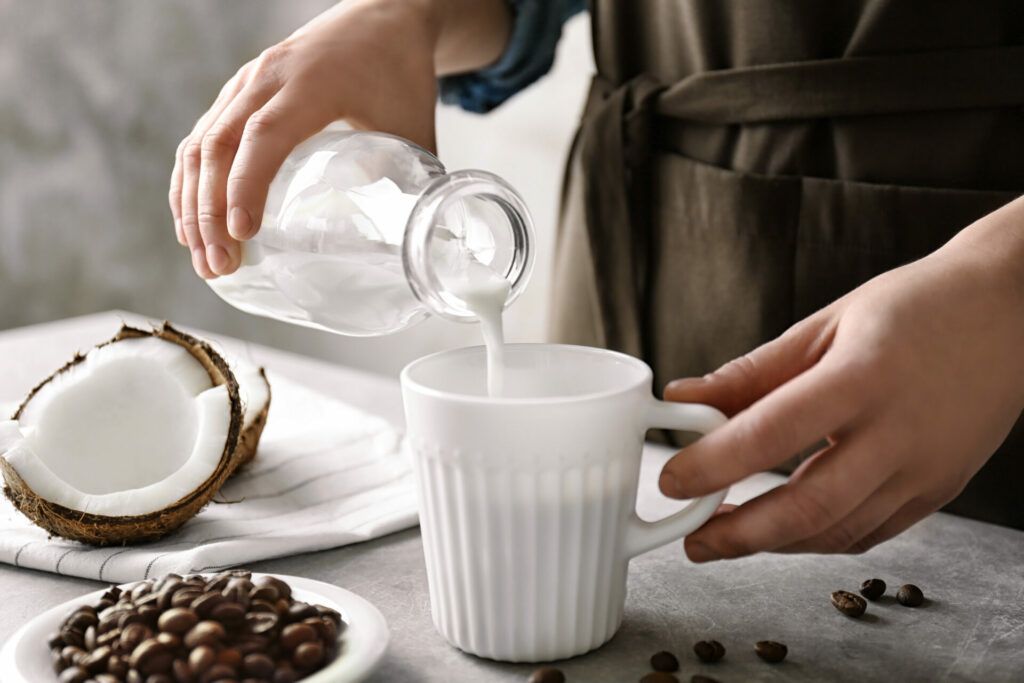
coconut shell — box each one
[235,366,272,472]
[1,322,264,545]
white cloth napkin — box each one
[0,373,418,584]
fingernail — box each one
[659,470,684,499]
[191,247,211,278]
[228,206,252,239]
[687,540,717,563]
[206,244,232,275]
[175,219,185,245]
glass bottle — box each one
[207,128,534,336]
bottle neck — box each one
[402,169,534,322]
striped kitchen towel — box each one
[0,373,418,583]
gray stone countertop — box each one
[2,311,1023,682]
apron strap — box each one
[657,45,1024,124]
[578,74,665,357]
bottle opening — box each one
[403,170,534,322]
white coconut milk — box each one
[444,264,511,398]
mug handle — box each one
[624,399,729,558]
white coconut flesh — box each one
[0,337,232,517]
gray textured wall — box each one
[0,0,592,376]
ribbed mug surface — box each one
[412,438,640,661]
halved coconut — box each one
[0,323,271,545]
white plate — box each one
[0,573,389,683]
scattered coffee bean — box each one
[639,673,678,683]
[830,590,867,618]
[859,578,886,601]
[47,571,347,683]
[527,667,565,683]
[693,640,725,663]
[754,640,788,663]
[650,650,679,672]
[897,584,924,607]
[691,676,720,683]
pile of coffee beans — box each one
[48,570,345,683]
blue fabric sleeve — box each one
[438,0,587,114]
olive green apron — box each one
[550,0,1024,529]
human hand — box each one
[660,209,1024,562]
[169,0,441,278]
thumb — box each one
[664,312,837,417]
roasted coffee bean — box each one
[242,652,275,678]
[98,608,127,634]
[286,602,318,623]
[108,654,130,678]
[80,644,112,674]
[205,573,232,593]
[274,598,291,616]
[61,625,86,648]
[754,640,788,663]
[126,669,145,683]
[280,623,317,651]
[209,601,246,624]
[156,632,182,650]
[48,631,66,649]
[147,674,174,683]
[158,584,185,612]
[897,584,924,607]
[97,626,122,648]
[265,576,292,601]
[223,585,251,611]
[102,587,123,602]
[172,588,204,610]
[159,607,200,635]
[690,676,720,683]
[130,638,173,675]
[249,585,279,603]
[249,598,278,614]
[61,645,87,665]
[650,650,679,672]
[130,582,153,601]
[189,645,216,675]
[234,634,271,655]
[190,592,227,618]
[94,674,121,683]
[293,640,324,668]
[58,666,89,683]
[171,658,194,683]
[273,664,298,683]
[198,663,237,683]
[136,591,163,608]
[50,648,67,673]
[216,648,243,669]
[84,625,98,650]
[122,623,153,653]
[831,590,867,617]
[315,605,342,625]
[184,621,226,649]
[120,611,148,630]
[693,640,725,663]
[639,673,678,683]
[860,578,886,601]
[527,667,565,683]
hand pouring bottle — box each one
[208,128,535,336]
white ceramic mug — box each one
[400,344,728,662]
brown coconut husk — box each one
[1,322,268,545]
